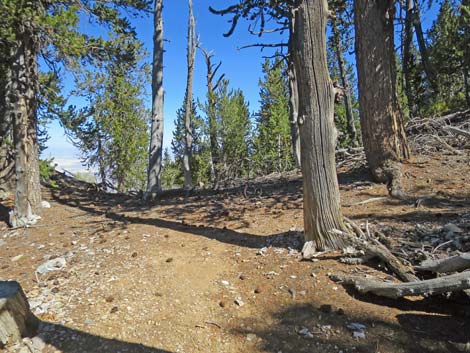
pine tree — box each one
[253,58,293,175]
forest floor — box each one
[1,151,470,353]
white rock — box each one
[36,257,66,274]
[11,254,24,262]
[41,201,51,209]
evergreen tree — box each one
[171,98,211,188]
[253,58,293,175]
[216,80,251,180]
[428,0,468,113]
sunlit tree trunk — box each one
[291,0,346,252]
[146,0,164,200]
[7,19,42,227]
[183,0,196,190]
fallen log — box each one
[330,271,470,299]
[0,281,38,347]
[415,253,470,274]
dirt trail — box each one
[1,153,470,353]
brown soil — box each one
[1,152,469,353]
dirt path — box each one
[1,153,469,353]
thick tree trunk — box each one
[287,11,301,168]
[7,24,42,227]
[146,0,165,200]
[183,0,196,191]
[331,15,358,147]
[354,0,410,197]
[292,0,346,251]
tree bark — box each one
[331,15,358,147]
[183,0,196,191]
[0,70,15,198]
[415,253,470,274]
[287,10,301,168]
[354,0,410,197]
[146,0,165,200]
[291,0,346,251]
[6,17,42,227]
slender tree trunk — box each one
[355,0,411,198]
[462,0,470,108]
[291,0,346,251]
[183,0,196,190]
[331,15,359,146]
[287,11,301,168]
[403,0,416,118]
[97,136,107,189]
[413,0,438,93]
[7,23,42,227]
[199,47,222,188]
[146,0,164,200]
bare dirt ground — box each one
[1,152,469,353]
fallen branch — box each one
[332,229,419,282]
[443,125,470,140]
[415,253,470,274]
[345,197,388,207]
[330,271,470,299]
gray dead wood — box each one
[331,271,470,299]
[332,229,419,282]
[443,125,470,140]
[415,253,470,274]
[0,281,38,347]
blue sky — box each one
[42,0,440,173]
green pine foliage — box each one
[252,58,293,175]
[427,0,470,114]
[216,80,252,180]
[169,98,211,188]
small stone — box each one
[41,201,51,209]
[220,280,230,286]
[84,319,94,325]
[165,257,173,263]
[110,306,119,314]
[239,274,246,280]
[288,288,296,299]
[131,252,138,258]
[31,336,46,350]
[234,297,245,306]
[246,333,257,341]
[219,301,226,308]
[11,254,24,262]
[51,287,59,294]
[254,287,262,294]
[105,296,115,303]
[36,257,66,274]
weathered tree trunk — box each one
[287,10,301,168]
[0,67,15,198]
[183,0,196,191]
[7,20,42,227]
[415,253,470,274]
[291,0,346,252]
[146,0,164,200]
[354,0,410,198]
[199,47,223,189]
[403,0,416,118]
[412,0,438,93]
[331,15,359,147]
[0,281,38,348]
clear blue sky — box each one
[42,0,439,173]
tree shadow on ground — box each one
[35,320,173,353]
[49,180,298,250]
[231,303,468,353]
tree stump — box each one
[0,281,38,348]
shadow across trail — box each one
[35,320,173,353]
[49,180,294,250]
